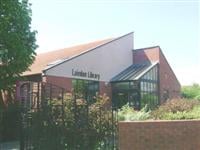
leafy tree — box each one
[181,83,200,100]
[0,0,37,106]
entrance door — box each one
[128,90,140,109]
[112,90,139,109]
[112,91,128,108]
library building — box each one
[20,32,180,109]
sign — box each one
[72,69,100,80]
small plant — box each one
[118,104,150,121]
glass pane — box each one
[112,82,129,90]
[72,79,99,104]
[139,65,159,109]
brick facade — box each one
[43,75,72,92]
[159,50,181,103]
[99,81,112,98]
[133,47,181,103]
[132,47,159,64]
[119,120,200,150]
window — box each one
[140,65,159,109]
[72,79,99,104]
[111,65,159,110]
[112,81,140,109]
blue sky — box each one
[30,0,199,85]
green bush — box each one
[118,99,200,121]
[155,106,200,120]
[30,93,114,150]
[151,99,200,120]
[182,83,200,100]
[0,102,20,142]
[118,104,150,121]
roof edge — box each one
[133,45,160,51]
[22,73,41,77]
[43,32,134,73]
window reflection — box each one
[72,79,99,104]
[112,64,159,110]
[140,65,159,109]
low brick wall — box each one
[119,120,200,150]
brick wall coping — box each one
[119,119,200,123]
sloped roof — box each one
[111,62,158,82]
[23,39,112,76]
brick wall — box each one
[159,50,181,103]
[132,47,159,64]
[99,81,112,98]
[119,120,200,150]
[133,47,181,104]
[43,75,72,92]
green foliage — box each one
[181,83,200,100]
[118,104,150,121]
[155,106,200,120]
[141,93,158,110]
[0,102,20,142]
[30,93,114,150]
[151,99,200,120]
[118,99,200,121]
[0,0,37,91]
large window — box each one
[140,65,159,109]
[72,79,99,104]
[111,64,159,110]
[112,81,140,109]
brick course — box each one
[119,120,200,150]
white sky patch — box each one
[175,65,200,85]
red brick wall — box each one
[133,47,181,103]
[99,81,112,99]
[119,120,200,150]
[132,47,159,64]
[43,75,72,92]
[159,50,181,103]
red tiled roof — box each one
[23,39,112,76]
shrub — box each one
[0,102,20,142]
[181,83,200,99]
[118,104,150,121]
[151,99,200,120]
[30,93,114,150]
[156,105,200,120]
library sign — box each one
[72,69,100,80]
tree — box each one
[0,0,37,106]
